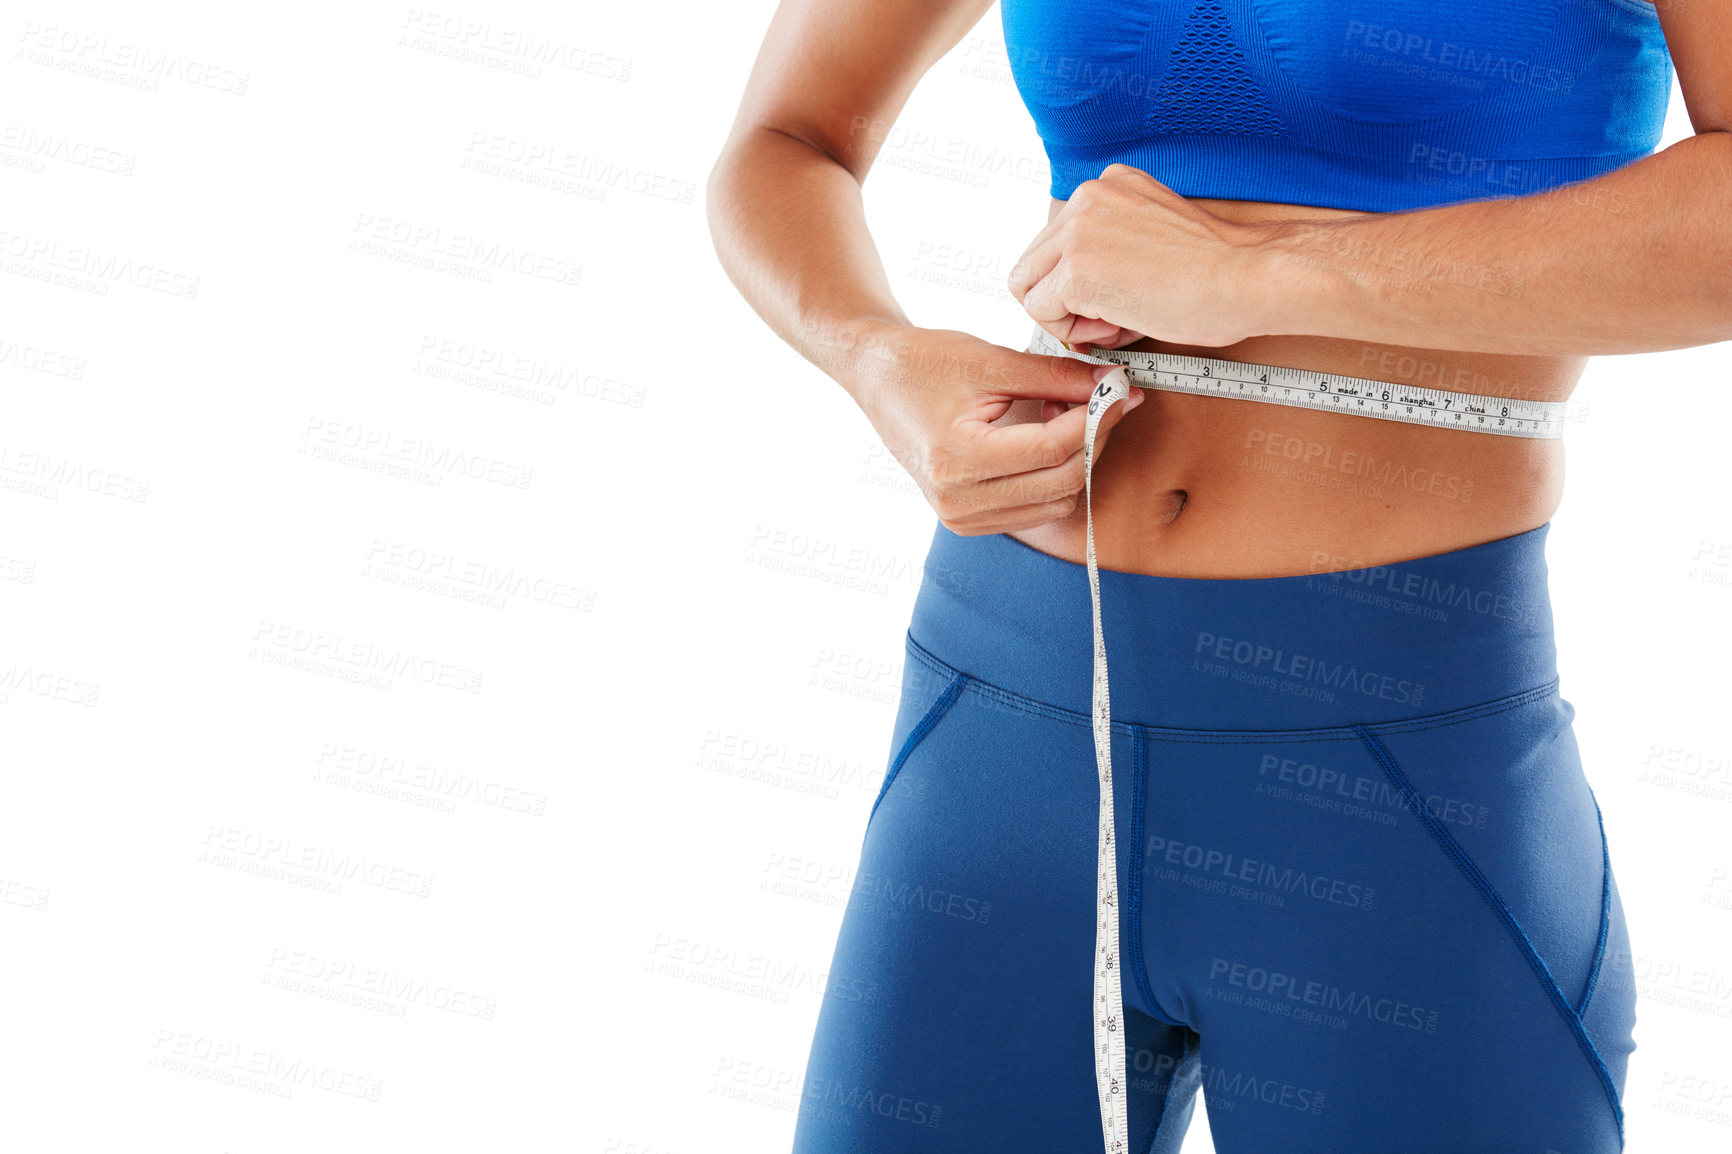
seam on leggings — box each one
[905,630,1560,742]
[867,669,967,833]
[1352,723,1625,1143]
[1128,726,1185,1027]
[1578,790,1613,1019]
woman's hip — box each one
[908,515,1562,731]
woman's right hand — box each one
[845,324,1146,536]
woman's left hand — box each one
[1007,163,1276,350]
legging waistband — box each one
[907,520,1560,731]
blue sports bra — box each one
[1000,0,1674,211]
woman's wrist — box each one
[1232,217,1362,341]
[808,313,915,412]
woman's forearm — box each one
[1250,130,1732,356]
[706,125,911,403]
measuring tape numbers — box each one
[1033,324,1566,1154]
[1030,325,1569,439]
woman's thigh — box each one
[1141,691,1635,1154]
[790,658,1203,1153]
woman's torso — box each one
[999,195,1585,579]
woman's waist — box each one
[1116,329,1589,408]
[1001,385,1565,578]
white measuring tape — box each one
[1033,324,1567,1154]
[1031,325,1569,439]
[1076,346,1134,1154]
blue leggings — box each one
[791,519,1635,1153]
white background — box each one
[3,2,1729,1151]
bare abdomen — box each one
[1003,196,1580,578]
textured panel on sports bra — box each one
[999,0,1673,210]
